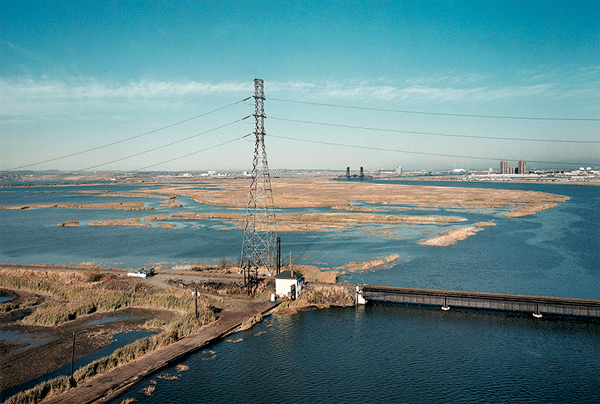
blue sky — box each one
[1,0,599,172]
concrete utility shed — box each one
[275,270,304,299]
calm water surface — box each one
[0,331,154,402]
[1,180,599,403]
[1,181,598,298]
[109,304,600,404]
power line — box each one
[133,133,253,172]
[0,97,250,157]
[5,98,251,170]
[270,116,600,144]
[267,134,599,166]
[269,97,600,122]
[71,117,250,173]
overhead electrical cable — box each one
[267,134,598,166]
[71,116,251,173]
[133,133,253,172]
[269,97,600,122]
[6,98,251,170]
[0,97,251,157]
[270,116,600,144]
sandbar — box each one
[89,220,151,227]
[419,227,483,246]
[0,202,153,211]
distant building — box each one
[275,270,304,300]
[500,160,508,174]
[396,166,402,174]
[500,159,526,175]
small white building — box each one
[275,270,304,300]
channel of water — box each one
[108,303,600,404]
[0,330,154,402]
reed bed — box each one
[4,312,211,404]
[0,269,208,326]
[1,268,216,404]
[276,284,355,315]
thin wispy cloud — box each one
[1,75,597,119]
[0,78,251,100]
[4,40,36,58]
[0,78,252,117]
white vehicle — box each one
[127,267,154,279]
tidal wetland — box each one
[1,174,599,403]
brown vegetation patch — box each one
[1,202,153,211]
[58,220,79,227]
[166,276,269,298]
[286,265,340,283]
[160,197,183,208]
[143,214,170,221]
[474,221,496,227]
[170,177,567,219]
[0,267,216,402]
[170,212,202,219]
[419,227,483,246]
[89,220,152,227]
[501,202,557,217]
[167,278,248,297]
[276,284,355,315]
[335,254,400,273]
[190,263,239,274]
[171,210,464,232]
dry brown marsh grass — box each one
[1,268,216,404]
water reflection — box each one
[110,304,600,404]
[0,330,154,402]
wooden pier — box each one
[360,285,600,318]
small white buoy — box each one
[441,296,450,311]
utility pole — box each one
[239,79,278,294]
[276,236,281,275]
[70,332,76,383]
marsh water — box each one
[1,180,598,299]
[108,304,600,404]
[0,331,154,402]
[1,179,599,402]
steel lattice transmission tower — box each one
[239,79,278,293]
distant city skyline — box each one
[1,1,599,172]
[499,159,527,174]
